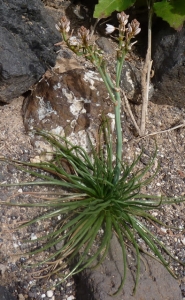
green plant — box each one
[2,130,185,295]
[94,0,185,135]
[0,11,185,296]
[56,11,141,164]
[94,0,185,30]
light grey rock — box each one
[96,37,114,54]
[76,234,182,300]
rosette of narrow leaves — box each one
[1,130,185,295]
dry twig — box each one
[140,0,153,136]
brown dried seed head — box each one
[78,26,90,44]
[130,19,141,36]
[117,12,129,25]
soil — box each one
[0,97,76,300]
[0,0,185,300]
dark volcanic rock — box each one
[76,234,182,300]
[121,61,143,104]
[0,0,61,103]
[0,286,16,300]
[152,25,185,108]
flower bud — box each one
[105,24,116,34]
[68,36,80,47]
[127,40,137,50]
[78,26,90,45]
[130,19,141,36]
[127,23,132,34]
[55,24,60,31]
[117,12,129,25]
[56,17,70,34]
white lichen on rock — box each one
[36,96,57,121]
[83,70,103,90]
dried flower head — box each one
[129,19,141,36]
[105,24,116,34]
[117,12,129,25]
[57,16,70,34]
[78,26,90,45]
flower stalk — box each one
[56,13,141,183]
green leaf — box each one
[93,0,136,18]
[153,0,185,30]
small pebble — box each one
[41,294,46,298]
[152,211,158,217]
[18,294,25,300]
[181,238,185,245]
[30,233,37,240]
[47,290,54,298]
[67,296,75,300]
[66,281,73,287]
[160,227,167,233]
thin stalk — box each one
[113,52,126,183]
[86,46,116,103]
[89,50,125,183]
[122,89,141,135]
[104,70,115,90]
[117,48,140,136]
[140,0,153,136]
[116,52,126,86]
[113,92,122,183]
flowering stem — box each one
[104,70,115,90]
[57,13,141,183]
[96,53,125,183]
[86,47,117,103]
[95,52,126,184]
[96,66,116,103]
[93,64,122,183]
[116,52,126,86]
[113,92,122,183]
[113,53,126,183]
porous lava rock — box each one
[76,234,182,300]
[0,0,61,103]
[152,25,185,108]
[22,68,114,149]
